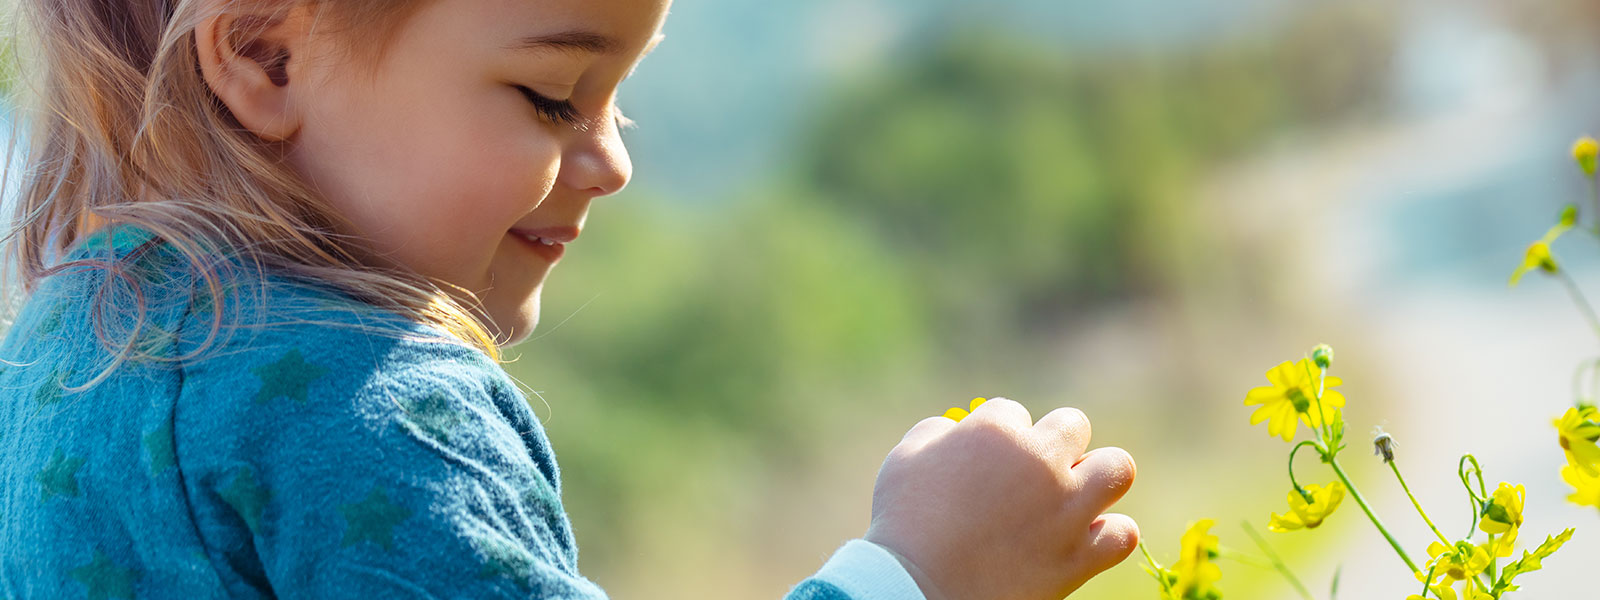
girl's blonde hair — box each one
[1,0,506,386]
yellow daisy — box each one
[1420,541,1490,585]
[1554,406,1600,477]
[1575,136,1599,177]
[1173,519,1222,600]
[1243,358,1345,442]
[1561,463,1600,509]
[1268,482,1345,532]
[1477,482,1524,557]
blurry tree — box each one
[794,4,1397,347]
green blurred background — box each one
[508,0,1600,597]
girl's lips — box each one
[510,230,565,261]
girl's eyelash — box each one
[514,85,637,132]
[515,85,584,127]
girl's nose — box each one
[563,111,632,198]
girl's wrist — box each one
[864,539,950,600]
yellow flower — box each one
[1554,406,1600,477]
[1510,206,1577,287]
[943,397,987,422]
[1560,463,1600,508]
[1268,481,1345,532]
[1477,482,1525,557]
[1509,242,1557,287]
[1408,583,1459,600]
[1421,540,1490,585]
[1172,519,1222,600]
[1575,136,1599,177]
[1243,358,1345,442]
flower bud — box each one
[1575,136,1599,177]
[1311,344,1334,370]
[1560,204,1579,228]
[1372,428,1396,463]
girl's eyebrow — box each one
[506,31,623,56]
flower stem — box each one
[1457,456,1486,539]
[1288,440,1321,493]
[1138,540,1175,598]
[1240,521,1316,600]
[1589,176,1599,237]
[1306,361,1332,443]
[1388,460,1451,546]
[1554,266,1600,343]
[1329,456,1420,574]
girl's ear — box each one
[194,8,311,143]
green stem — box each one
[1580,173,1593,236]
[1305,360,1332,442]
[1457,456,1487,539]
[1554,266,1600,343]
[1573,358,1600,406]
[1418,563,1440,599]
[1388,460,1451,546]
[1329,457,1420,574]
[1138,540,1175,598]
[1288,440,1321,494]
[1240,521,1316,600]
[1217,548,1274,570]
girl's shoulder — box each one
[45,222,515,396]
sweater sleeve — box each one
[785,539,928,600]
[174,317,607,599]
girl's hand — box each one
[864,398,1138,600]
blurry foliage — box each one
[794,4,1395,346]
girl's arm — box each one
[175,324,607,598]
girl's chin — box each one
[495,294,542,348]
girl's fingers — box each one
[1080,513,1140,574]
[1034,406,1092,463]
[898,415,956,451]
[965,396,1033,430]
[1068,446,1136,518]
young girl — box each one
[0,1,1140,598]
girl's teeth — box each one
[539,238,556,246]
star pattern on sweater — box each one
[339,486,412,551]
[143,420,176,476]
[219,466,271,535]
[32,368,74,408]
[68,548,140,600]
[399,393,466,444]
[474,533,536,592]
[38,446,86,501]
[250,348,328,405]
[36,302,64,337]
[520,480,560,518]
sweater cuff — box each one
[810,539,927,600]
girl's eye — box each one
[514,85,584,127]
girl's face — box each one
[281,0,669,346]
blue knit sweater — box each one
[0,223,922,599]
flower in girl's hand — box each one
[1553,405,1600,477]
[1267,481,1346,532]
[1243,358,1344,442]
[942,397,987,422]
